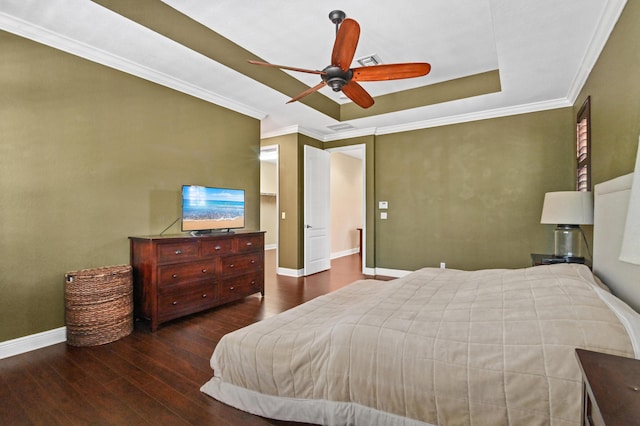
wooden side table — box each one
[575,348,640,425]
[530,253,591,268]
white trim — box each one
[323,127,377,142]
[374,268,413,278]
[261,99,575,142]
[264,244,277,251]
[261,125,301,140]
[0,327,66,360]
[277,267,304,277]
[565,0,628,103]
[374,98,571,136]
[330,248,360,260]
[0,12,267,120]
[261,125,328,143]
[363,266,377,276]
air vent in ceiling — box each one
[356,54,382,67]
[327,123,356,131]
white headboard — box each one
[593,173,640,313]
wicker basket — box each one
[65,264,133,347]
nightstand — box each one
[575,348,640,425]
[530,253,591,268]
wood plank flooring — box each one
[0,251,384,425]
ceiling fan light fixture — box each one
[356,54,382,67]
[327,77,346,91]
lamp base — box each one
[553,224,583,258]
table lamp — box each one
[540,191,594,260]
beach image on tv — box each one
[182,186,245,231]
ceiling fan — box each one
[248,10,431,109]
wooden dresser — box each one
[129,231,264,331]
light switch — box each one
[379,201,388,209]
[281,211,286,219]
[380,212,388,219]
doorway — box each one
[259,145,279,268]
[327,144,366,272]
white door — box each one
[304,145,331,275]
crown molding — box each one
[566,0,627,104]
[374,98,573,136]
[260,125,300,140]
[323,127,377,142]
[0,12,267,121]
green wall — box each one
[374,109,575,271]
[575,0,640,184]
[261,134,323,271]
[0,32,260,342]
[262,134,298,270]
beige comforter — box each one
[201,264,636,425]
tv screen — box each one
[181,185,245,233]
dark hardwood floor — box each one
[0,251,383,425]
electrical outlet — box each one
[440,262,446,269]
[379,201,388,209]
[380,212,388,219]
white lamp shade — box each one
[620,138,640,265]
[540,191,594,225]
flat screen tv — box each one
[181,185,245,234]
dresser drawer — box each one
[201,238,233,256]
[220,252,263,277]
[158,261,215,285]
[158,281,215,321]
[157,241,198,263]
[217,273,263,304]
[235,235,263,253]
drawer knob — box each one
[250,260,255,264]
[175,250,182,255]
[246,242,252,246]
[229,264,234,268]
[215,246,221,250]
[172,274,177,279]
[229,286,235,291]
[202,269,207,273]
[172,301,178,305]
[251,280,256,285]
[202,294,207,298]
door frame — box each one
[260,144,279,270]
[326,144,367,273]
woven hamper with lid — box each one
[65,264,133,347]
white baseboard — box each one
[363,266,377,276]
[0,327,66,360]
[330,248,359,259]
[374,268,412,278]
[277,267,304,277]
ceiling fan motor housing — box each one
[322,66,353,91]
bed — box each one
[201,173,640,425]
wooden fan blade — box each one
[286,81,327,104]
[342,80,374,109]
[331,18,360,72]
[352,63,431,81]
[247,60,326,76]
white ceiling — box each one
[0,0,628,141]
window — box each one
[576,96,591,192]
